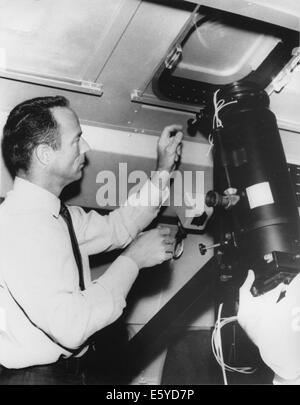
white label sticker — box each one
[246,182,274,209]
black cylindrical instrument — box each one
[209,82,300,292]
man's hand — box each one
[123,226,175,269]
[156,124,183,173]
[237,270,285,346]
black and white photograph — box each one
[0,0,300,389]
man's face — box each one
[49,107,90,187]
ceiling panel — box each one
[0,0,140,81]
[179,0,300,31]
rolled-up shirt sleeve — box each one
[87,255,139,323]
[47,256,139,349]
[2,219,140,350]
[1,174,170,352]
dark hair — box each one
[2,95,69,177]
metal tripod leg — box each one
[120,256,218,382]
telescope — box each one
[199,82,300,296]
[120,81,300,382]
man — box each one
[0,95,183,384]
[238,270,300,385]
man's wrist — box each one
[151,169,171,189]
[121,252,140,271]
[155,165,171,173]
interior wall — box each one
[0,0,299,384]
[0,107,215,329]
[90,225,214,328]
[1,105,299,329]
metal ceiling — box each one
[0,0,299,136]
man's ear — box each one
[34,144,54,166]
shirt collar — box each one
[10,177,61,217]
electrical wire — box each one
[211,303,257,385]
[206,89,238,156]
[212,88,238,130]
[206,132,214,156]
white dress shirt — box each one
[0,174,169,368]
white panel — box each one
[182,0,300,30]
[271,68,300,134]
[81,122,213,167]
[280,129,300,165]
[91,227,215,328]
[0,0,139,80]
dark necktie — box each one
[59,202,85,291]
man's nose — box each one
[79,137,91,154]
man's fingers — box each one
[164,236,175,245]
[160,125,183,145]
[164,252,174,261]
[172,132,184,147]
[176,143,183,155]
[166,134,183,154]
[158,226,171,236]
[162,124,183,136]
[165,246,175,254]
[174,131,183,144]
[175,143,183,163]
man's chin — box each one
[66,169,84,185]
[76,169,84,179]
